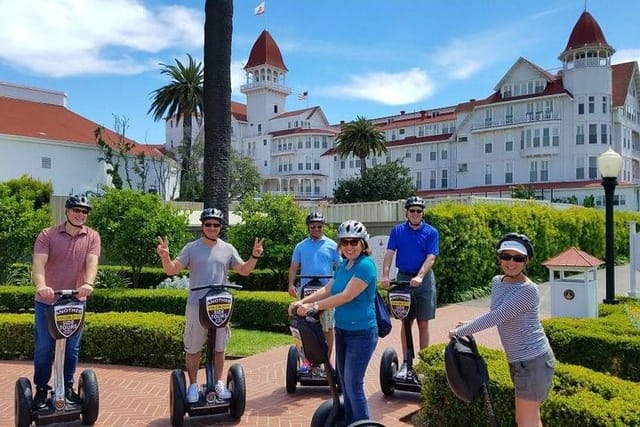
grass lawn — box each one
[226,329,293,358]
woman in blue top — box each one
[289,220,378,424]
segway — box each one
[379,280,422,396]
[287,314,383,427]
[286,275,334,394]
[15,289,99,427]
[169,283,246,426]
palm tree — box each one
[335,115,387,178]
[148,54,204,200]
[203,0,233,217]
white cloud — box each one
[613,49,640,65]
[321,68,435,105]
[0,0,203,77]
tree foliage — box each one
[230,149,262,200]
[333,161,416,203]
[148,54,204,201]
[0,176,52,282]
[227,194,308,287]
[511,184,537,200]
[335,115,387,178]
[88,188,192,286]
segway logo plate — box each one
[52,304,84,338]
[388,291,411,320]
[202,294,233,328]
[302,285,322,298]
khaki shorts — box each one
[509,350,556,401]
[183,303,230,353]
[319,308,335,332]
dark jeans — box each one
[335,327,378,424]
[33,301,83,388]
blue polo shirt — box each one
[387,221,439,273]
[291,236,341,286]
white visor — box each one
[497,240,528,256]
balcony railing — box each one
[472,112,560,131]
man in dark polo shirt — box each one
[381,196,439,378]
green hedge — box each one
[542,298,640,382]
[0,286,295,333]
[417,344,640,427]
[0,312,292,368]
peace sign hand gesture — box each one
[251,237,265,258]
[156,236,170,260]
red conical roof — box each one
[562,11,613,54]
[244,30,288,71]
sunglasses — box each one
[408,208,423,214]
[203,222,221,228]
[71,208,88,215]
[339,239,361,247]
[309,225,323,230]
[498,253,527,263]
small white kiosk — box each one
[542,247,603,318]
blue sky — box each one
[0,0,638,145]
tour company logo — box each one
[53,304,84,338]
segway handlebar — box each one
[388,279,411,288]
[53,289,80,296]
[296,275,333,279]
[190,282,243,292]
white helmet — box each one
[337,220,369,240]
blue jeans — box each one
[33,301,83,388]
[335,327,378,424]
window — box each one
[458,163,468,172]
[540,160,549,182]
[399,128,405,135]
[264,160,268,167]
[274,105,278,114]
[441,150,448,160]
[588,96,595,114]
[41,157,51,169]
[485,143,492,154]
[589,124,597,144]
[298,162,303,171]
[263,139,267,146]
[505,106,513,124]
[505,163,513,183]
[405,151,412,159]
[533,129,540,147]
[588,156,598,179]
[529,161,538,182]
[505,140,513,152]
[576,158,585,179]
[429,170,437,189]
[485,164,492,185]
[602,96,608,114]
[485,109,493,126]
[441,169,448,188]
[416,171,422,189]
[578,103,585,115]
[552,128,560,146]
[430,151,436,161]
[601,124,608,144]
[416,152,422,162]
[576,125,585,145]
[542,128,550,147]
[258,124,262,132]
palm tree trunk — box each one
[359,155,367,178]
[203,0,233,221]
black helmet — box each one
[405,196,425,210]
[306,212,325,224]
[496,232,533,259]
[444,335,489,403]
[65,195,92,211]
[200,208,224,224]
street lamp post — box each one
[598,147,623,305]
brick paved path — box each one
[1,302,501,427]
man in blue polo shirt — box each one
[288,212,341,371]
[382,196,439,378]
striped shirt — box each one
[453,275,551,363]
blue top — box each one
[387,221,439,273]
[331,255,377,331]
[291,236,341,286]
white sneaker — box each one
[186,383,199,403]
[214,381,231,400]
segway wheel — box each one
[228,363,246,420]
[169,369,186,427]
[14,377,33,427]
[379,348,398,396]
[310,396,344,427]
[79,369,99,425]
[286,345,299,394]
[347,421,386,426]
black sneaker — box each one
[65,384,82,404]
[33,386,49,410]
[395,361,408,379]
